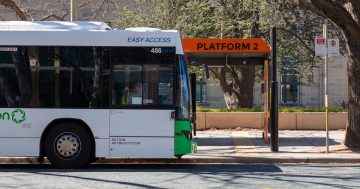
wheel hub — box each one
[55,133,80,159]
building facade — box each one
[198,56,348,108]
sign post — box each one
[315,19,339,154]
[323,19,329,154]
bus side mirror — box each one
[189,73,197,136]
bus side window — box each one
[111,64,142,106]
[143,64,173,105]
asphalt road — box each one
[0,163,359,189]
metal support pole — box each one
[323,19,329,153]
[270,27,279,152]
[71,0,78,21]
[190,73,197,136]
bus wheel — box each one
[44,122,92,169]
[176,155,183,159]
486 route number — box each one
[151,48,162,54]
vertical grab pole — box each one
[270,27,279,152]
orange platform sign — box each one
[182,38,271,53]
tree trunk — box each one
[0,70,17,107]
[215,65,255,109]
[212,7,258,109]
[11,47,32,107]
[91,47,102,108]
[294,0,360,148]
[344,40,360,148]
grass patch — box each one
[280,107,346,112]
[197,107,347,112]
[197,107,263,112]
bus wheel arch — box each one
[39,119,96,166]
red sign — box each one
[316,38,325,45]
[330,39,336,47]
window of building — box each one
[196,79,206,103]
[280,59,300,105]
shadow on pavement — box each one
[279,137,340,146]
[195,137,234,146]
[195,137,340,146]
[0,163,283,173]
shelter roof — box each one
[182,38,270,66]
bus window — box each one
[176,55,190,120]
[143,64,173,105]
[0,47,28,107]
[111,47,175,107]
[59,47,95,108]
[112,64,142,106]
[38,47,56,108]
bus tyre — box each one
[44,122,92,169]
[176,155,183,159]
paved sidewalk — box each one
[1,130,359,164]
[183,129,360,163]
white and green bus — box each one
[0,21,196,168]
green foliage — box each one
[279,107,346,112]
[111,0,333,108]
[113,0,265,37]
[112,0,266,78]
[264,1,319,79]
[197,107,263,112]
[113,7,150,29]
[112,0,325,78]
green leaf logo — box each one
[11,109,26,124]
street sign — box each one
[315,37,340,57]
[328,38,340,56]
[315,38,326,56]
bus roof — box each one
[0,21,111,30]
[0,21,183,54]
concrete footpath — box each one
[183,129,360,164]
[1,130,360,165]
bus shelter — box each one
[182,38,274,145]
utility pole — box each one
[323,19,329,154]
[71,0,78,21]
[270,27,279,152]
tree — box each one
[114,0,332,109]
[0,0,118,107]
[114,0,272,109]
[286,0,360,148]
[0,0,120,21]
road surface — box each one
[0,163,359,188]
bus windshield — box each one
[177,55,190,120]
